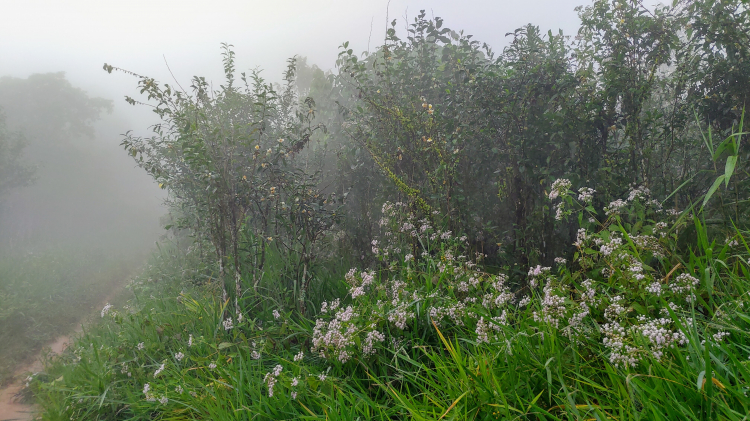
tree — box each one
[0,72,112,143]
[109,46,333,315]
[0,110,35,202]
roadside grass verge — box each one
[0,248,141,386]
[33,204,750,419]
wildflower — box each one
[273,310,281,320]
[554,203,565,220]
[159,396,168,405]
[645,282,662,296]
[518,296,531,308]
[175,352,184,362]
[318,373,327,381]
[175,385,183,394]
[362,329,385,355]
[527,265,551,278]
[294,351,304,362]
[713,331,730,342]
[627,185,651,202]
[137,342,145,351]
[548,179,572,200]
[291,391,297,399]
[291,377,299,387]
[188,334,193,347]
[251,350,260,360]
[578,187,595,203]
[223,317,234,330]
[404,253,414,262]
[189,391,198,398]
[475,317,490,343]
[143,383,155,401]
[554,257,566,265]
[154,363,165,377]
[208,362,217,370]
[605,199,627,215]
[101,303,113,318]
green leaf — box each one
[702,175,724,210]
[724,155,737,187]
[218,342,232,350]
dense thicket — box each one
[31,1,750,419]
[111,0,750,298]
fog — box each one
[0,0,585,254]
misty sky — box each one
[1,0,589,105]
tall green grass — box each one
[0,248,141,386]
[33,196,750,420]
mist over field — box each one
[2,1,750,420]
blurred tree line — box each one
[105,0,749,313]
[0,72,163,252]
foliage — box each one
[106,46,336,316]
[26,1,750,419]
[0,110,35,203]
[0,72,112,142]
[34,184,750,419]
[0,249,138,387]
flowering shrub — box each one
[307,182,739,373]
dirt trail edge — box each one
[0,287,124,421]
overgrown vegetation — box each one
[26,0,750,419]
[0,250,139,387]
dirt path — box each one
[0,288,124,421]
[0,333,73,421]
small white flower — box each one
[273,310,281,320]
[137,342,145,351]
[208,362,217,370]
[174,352,184,362]
[101,303,113,318]
[223,317,234,330]
[153,363,165,377]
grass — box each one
[28,198,750,420]
[0,247,142,387]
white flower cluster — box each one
[638,318,688,359]
[347,270,375,299]
[143,383,155,402]
[548,178,572,200]
[101,303,113,318]
[627,185,651,202]
[573,228,588,248]
[577,187,595,203]
[532,280,567,328]
[222,317,234,330]
[605,199,627,215]
[362,329,386,355]
[669,273,700,301]
[263,365,283,397]
[602,321,640,368]
[312,305,359,363]
[527,265,551,287]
